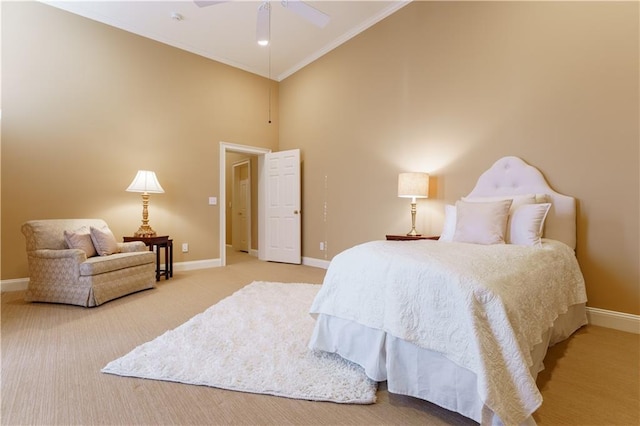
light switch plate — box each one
[208,197,217,205]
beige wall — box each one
[1,2,278,277]
[280,2,639,314]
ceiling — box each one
[43,0,411,81]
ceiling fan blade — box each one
[194,1,229,8]
[281,0,330,28]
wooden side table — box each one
[123,236,173,281]
[386,235,440,241]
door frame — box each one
[219,142,271,267]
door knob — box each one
[294,210,299,214]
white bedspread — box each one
[309,239,587,425]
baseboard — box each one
[0,278,30,292]
[172,258,221,271]
[302,256,330,270]
[586,307,640,334]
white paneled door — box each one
[264,149,301,264]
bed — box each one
[308,156,588,426]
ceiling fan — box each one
[194,0,331,46]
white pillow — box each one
[461,194,550,241]
[509,203,551,247]
[461,194,537,214]
[534,194,550,203]
[438,204,456,242]
[452,199,512,245]
[89,225,119,256]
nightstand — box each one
[386,234,440,241]
[123,236,173,281]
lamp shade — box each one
[126,170,165,194]
[398,172,429,199]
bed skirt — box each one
[308,303,587,425]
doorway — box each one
[231,160,250,254]
[219,142,271,267]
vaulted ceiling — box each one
[44,1,410,81]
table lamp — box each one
[398,172,429,236]
[126,170,164,238]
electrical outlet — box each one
[182,243,189,253]
[319,242,325,251]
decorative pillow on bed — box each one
[534,193,550,203]
[459,194,551,242]
[452,199,512,245]
[89,225,119,256]
[461,194,537,213]
[64,226,98,257]
[509,203,551,247]
[438,204,457,242]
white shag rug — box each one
[102,281,377,404]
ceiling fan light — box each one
[256,1,270,46]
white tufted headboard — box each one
[465,156,576,249]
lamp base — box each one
[406,201,420,237]
[133,225,157,238]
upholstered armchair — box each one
[21,219,156,307]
